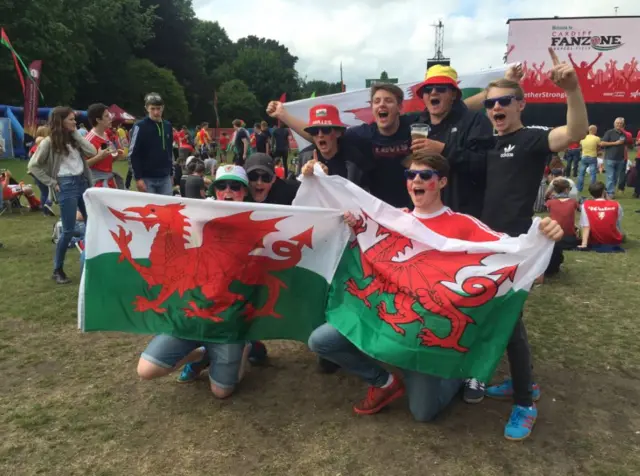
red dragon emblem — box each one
[346,212,518,352]
[108,203,313,322]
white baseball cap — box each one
[214,164,248,186]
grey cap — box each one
[245,153,275,174]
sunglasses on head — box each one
[247,171,274,182]
[404,169,439,181]
[423,85,451,95]
[308,127,336,136]
[483,95,518,109]
[213,180,243,192]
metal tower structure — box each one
[427,20,450,69]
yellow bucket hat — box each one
[416,65,461,97]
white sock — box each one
[380,373,394,388]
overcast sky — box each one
[194,1,639,90]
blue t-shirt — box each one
[344,113,420,208]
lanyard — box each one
[155,121,166,150]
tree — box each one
[231,45,300,113]
[192,20,234,80]
[298,79,342,99]
[119,59,189,126]
[216,79,261,125]
[380,71,390,81]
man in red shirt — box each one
[579,181,624,247]
[85,103,125,188]
[308,152,563,426]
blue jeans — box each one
[141,335,245,389]
[54,175,88,270]
[308,323,463,422]
[31,174,50,207]
[605,160,624,196]
[577,156,598,192]
[564,149,580,177]
[142,176,173,196]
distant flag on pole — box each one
[213,90,220,129]
[1,28,27,92]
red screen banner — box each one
[506,17,640,104]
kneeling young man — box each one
[137,165,251,398]
[307,153,563,422]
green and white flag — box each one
[78,189,350,343]
[294,166,553,382]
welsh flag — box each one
[293,166,553,382]
[78,189,350,343]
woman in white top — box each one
[29,106,97,284]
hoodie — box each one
[128,116,174,180]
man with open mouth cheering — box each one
[410,65,494,219]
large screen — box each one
[506,17,640,103]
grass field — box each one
[1,156,640,476]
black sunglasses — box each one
[423,85,451,95]
[213,180,243,192]
[247,171,274,182]
[483,95,518,109]
[404,169,439,181]
[308,127,336,136]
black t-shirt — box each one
[255,132,269,153]
[602,129,626,161]
[344,114,420,208]
[250,177,300,205]
[184,175,205,199]
[234,128,249,157]
[482,126,552,236]
[272,127,290,151]
[299,139,372,188]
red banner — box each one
[24,60,42,137]
[507,17,640,104]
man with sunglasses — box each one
[410,65,494,219]
[297,105,371,188]
[128,93,174,195]
[468,49,588,441]
[308,151,563,422]
[244,153,300,205]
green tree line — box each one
[0,0,343,126]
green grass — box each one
[2,157,640,475]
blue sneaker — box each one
[504,404,537,441]
[486,379,541,401]
[176,358,209,383]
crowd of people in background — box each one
[2,49,640,442]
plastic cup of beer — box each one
[411,123,430,141]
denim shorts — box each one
[141,335,245,389]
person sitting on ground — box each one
[179,158,196,197]
[0,170,42,211]
[545,178,580,252]
[579,181,624,248]
[168,165,252,391]
[546,158,578,201]
[308,152,564,423]
[184,159,207,199]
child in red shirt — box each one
[545,178,579,248]
[274,158,285,179]
[85,104,125,188]
[579,181,624,247]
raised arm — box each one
[464,63,524,111]
[546,48,589,153]
[266,101,313,142]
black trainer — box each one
[317,357,340,374]
[463,378,486,404]
[52,268,71,284]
